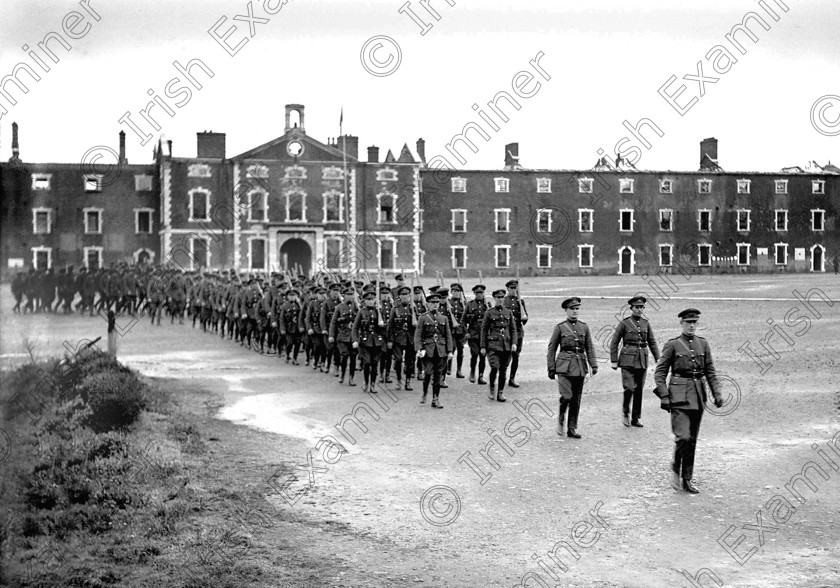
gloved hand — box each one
[591,366,598,375]
[660,397,671,413]
[417,350,426,358]
[611,362,618,370]
[713,396,724,408]
[548,370,555,380]
[352,342,359,349]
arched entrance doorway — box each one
[810,244,824,272]
[280,238,312,276]
[619,246,635,275]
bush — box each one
[79,372,146,433]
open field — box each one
[2,274,839,587]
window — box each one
[325,238,342,269]
[698,210,712,231]
[737,209,751,232]
[189,189,210,222]
[32,208,51,234]
[84,208,102,234]
[579,209,593,232]
[451,177,467,193]
[84,175,103,192]
[323,190,344,223]
[536,209,552,233]
[495,178,510,193]
[619,209,634,232]
[737,179,751,194]
[247,189,268,222]
[659,244,673,267]
[812,209,825,231]
[812,180,825,194]
[775,179,788,194]
[578,244,593,268]
[737,243,751,266]
[578,178,594,193]
[249,238,266,270]
[135,209,153,234]
[378,192,396,224]
[32,247,52,269]
[495,245,510,268]
[451,246,467,269]
[190,237,210,270]
[247,164,269,179]
[774,210,788,232]
[537,178,551,193]
[698,244,712,266]
[495,209,511,232]
[619,178,634,194]
[83,246,103,270]
[285,165,307,179]
[32,174,52,190]
[774,243,788,265]
[135,174,153,191]
[286,191,306,222]
[188,164,212,178]
[659,209,674,232]
[537,245,552,268]
[380,240,395,270]
[659,179,674,194]
[322,167,343,181]
[697,179,712,194]
[451,209,467,232]
[376,169,397,182]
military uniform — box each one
[330,292,358,385]
[352,292,387,392]
[280,292,303,363]
[502,280,528,388]
[378,287,395,383]
[610,296,660,426]
[387,286,416,390]
[320,286,342,374]
[305,289,327,370]
[546,297,597,437]
[413,294,453,408]
[654,308,722,493]
[448,284,467,378]
[461,285,489,384]
[480,290,518,402]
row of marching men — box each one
[157,270,530,410]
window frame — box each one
[737,243,751,266]
[189,236,211,270]
[811,209,825,232]
[248,237,267,271]
[659,179,674,194]
[536,208,552,233]
[736,179,751,194]
[188,164,212,178]
[451,177,467,193]
[494,245,511,269]
[619,178,635,194]
[619,208,635,232]
[134,208,154,234]
[31,173,52,190]
[774,243,788,266]
[659,209,674,232]
[494,208,511,233]
[812,179,825,194]
[451,209,468,233]
[83,207,103,235]
[536,178,552,193]
[322,189,345,223]
[774,209,788,232]
[536,245,552,268]
[451,245,468,270]
[494,177,510,193]
[698,243,712,267]
[83,174,103,192]
[378,238,397,271]
[377,191,397,224]
[578,244,593,268]
[246,188,269,222]
[775,179,788,195]
[285,190,307,223]
[659,244,673,267]
[83,246,104,270]
[32,207,52,235]
[578,178,594,194]
[578,209,594,233]
[698,209,712,232]
[736,209,751,232]
[697,179,712,194]
[188,188,211,222]
[31,246,52,269]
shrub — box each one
[79,372,146,433]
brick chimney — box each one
[9,122,20,163]
[197,132,226,158]
[367,146,380,163]
[338,135,359,160]
[119,130,126,164]
[700,137,718,170]
[416,138,426,164]
[504,142,520,169]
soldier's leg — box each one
[456,338,465,376]
[369,347,382,389]
[632,369,647,422]
[621,368,635,417]
[421,355,434,401]
[393,345,403,382]
[682,410,703,481]
[556,376,573,434]
[348,348,357,385]
[468,340,479,380]
[566,376,585,432]
[359,348,371,389]
[497,351,511,393]
[324,336,333,371]
[292,334,302,363]
[670,408,693,479]
[337,343,349,383]
[508,337,523,384]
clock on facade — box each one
[287,140,304,157]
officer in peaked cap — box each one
[481,288,517,402]
[547,296,597,438]
[653,308,723,494]
[447,283,467,378]
[503,279,528,388]
[610,295,660,428]
[463,284,489,384]
[414,292,453,408]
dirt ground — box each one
[2,274,839,587]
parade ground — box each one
[2,273,839,588]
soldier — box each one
[388,285,415,391]
[653,309,723,494]
[378,285,395,383]
[412,285,427,381]
[461,284,489,384]
[146,269,167,325]
[280,289,303,364]
[352,290,387,392]
[481,289,518,402]
[329,287,358,386]
[610,296,661,428]
[321,283,342,375]
[41,267,57,312]
[447,283,467,378]
[306,286,327,370]
[413,293,453,408]
[11,271,24,313]
[546,297,597,438]
[502,279,528,388]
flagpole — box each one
[340,107,350,281]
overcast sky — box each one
[1,0,838,172]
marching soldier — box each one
[413,293,453,408]
[653,309,723,494]
[480,289,518,403]
[413,285,427,380]
[352,290,387,392]
[502,279,527,388]
[329,287,358,386]
[461,284,489,384]
[546,297,597,438]
[280,289,303,364]
[321,283,342,375]
[436,287,453,389]
[387,285,415,391]
[305,286,327,370]
[610,296,661,428]
[11,271,24,313]
[448,283,467,378]
[378,285,395,383]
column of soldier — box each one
[10,265,528,411]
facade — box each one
[2,107,838,279]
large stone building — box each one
[2,105,838,279]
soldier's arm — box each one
[320,302,329,333]
[480,310,490,350]
[584,325,597,369]
[445,319,454,353]
[413,315,423,352]
[509,311,519,345]
[648,324,661,362]
[546,323,561,372]
[386,307,397,340]
[702,339,721,401]
[609,321,624,363]
[653,342,674,398]
[460,305,470,329]
[329,308,339,340]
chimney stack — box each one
[338,135,359,160]
[367,146,380,163]
[700,137,718,170]
[167,140,173,157]
[196,131,226,158]
[416,138,426,164]
[504,142,520,169]
[119,130,126,164]
[10,122,20,163]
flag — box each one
[339,107,344,133]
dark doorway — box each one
[620,247,633,274]
[812,246,824,272]
[280,238,312,276]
